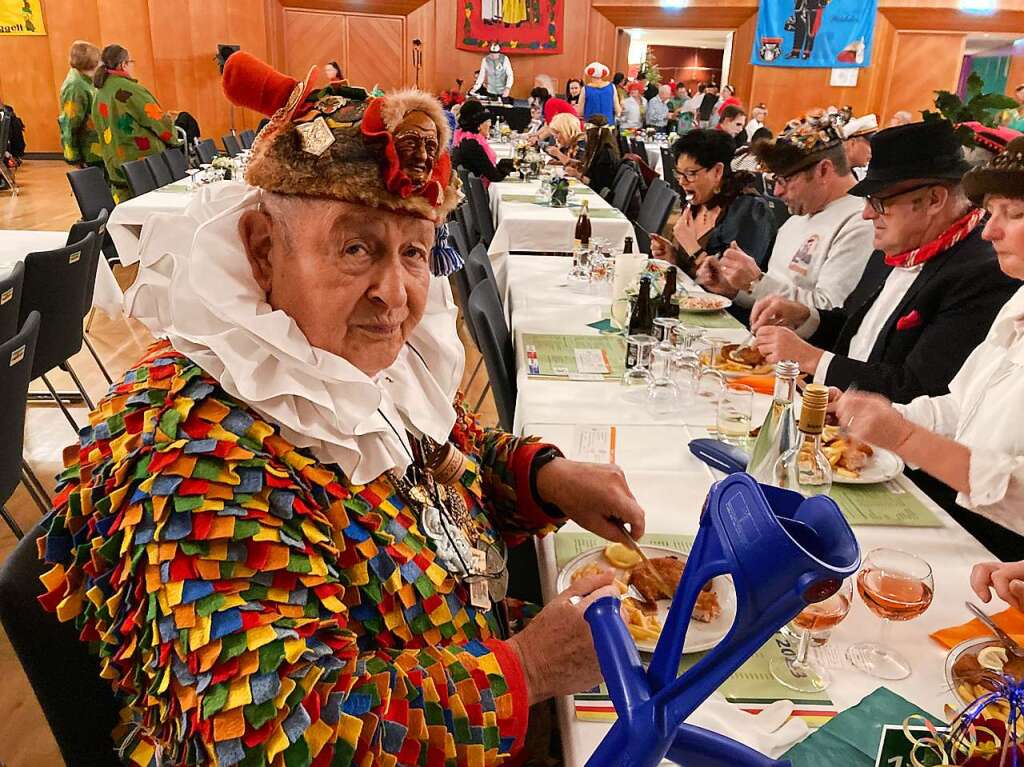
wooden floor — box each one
[0,160,496,766]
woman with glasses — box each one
[835,134,1024,560]
[650,128,777,273]
[91,44,181,201]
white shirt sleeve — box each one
[745,215,874,310]
[474,67,487,93]
[504,58,514,92]
[795,307,821,339]
[895,392,961,436]
[813,352,834,384]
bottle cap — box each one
[774,360,800,378]
[799,383,829,434]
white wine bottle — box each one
[772,383,833,497]
[747,360,800,484]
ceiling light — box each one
[959,0,997,14]
[660,0,688,7]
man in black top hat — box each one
[752,119,1020,406]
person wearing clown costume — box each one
[35,52,647,766]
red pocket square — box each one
[896,310,922,331]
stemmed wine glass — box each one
[770,578,854,693]
[847,548,934,680]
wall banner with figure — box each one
[751,0,877,68]
[0,0,46,35]
[457,0,564,55]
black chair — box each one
[456,202,480,252]
[467,279,516,431]
[66,210,114,384]
[222,134,242,158]
[0,110,17,195]
[239,129,256,149]
[144,153,173,187]
[660,146,679,193]
[0,520,122,762]
[631,138,648,160]
[163,147,188,180]
[765,194,792,232]
[66,167,119,264]
[257,117,270,133]
[601,162,632,201]
[633,178,680,255]
[0,260,24,344]
[465,242,498,298]
[195,138,218,164]
[610,166,640,215]
[0,312,41,538]
[467,175,495,247]
[122,158,156,197]
[449,218,472,261]
[19,233,99,431]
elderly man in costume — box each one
[473,43,514,100]
[38,53,645,766]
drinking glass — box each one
[846,548,934,680]
[672,323,705,352]
[669,351,700,405]
[622,334,656,402]
[693,338,726,403]
[770,578,854,693]
[716,385,754,446]
[611,298,631,334]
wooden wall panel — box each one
[347,15,405,91]
[881,31,967,122]
[1007,53,1024,94]
[96,0,158,88]
[0,33,56,153]
[728,12,756,108]
[281,8,346,81]
[42,0,101,117]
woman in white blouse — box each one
[836,137,1024,561]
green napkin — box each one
[587,207,625,219]
[155,182,192,194]
[781,687,942,766]
[586,318,619,334]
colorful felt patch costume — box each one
[40,342,560,765]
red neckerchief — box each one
[885,207,985,268]
[107,68,133,79]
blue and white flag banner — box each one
[751,0,879,69]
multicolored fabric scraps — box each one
[58,68,102,166]
[91,73,179,202]
[39,341,561,766]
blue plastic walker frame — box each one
[583,473,861,767]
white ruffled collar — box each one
[125,183,464,484]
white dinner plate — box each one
[675,294,733,314]
[555,544,737,654]
[831,446,905,485]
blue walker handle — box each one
[688,438,750,474]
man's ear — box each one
[238,209,275,293]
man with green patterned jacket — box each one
[57,41,103,169]
[92,44,181,201]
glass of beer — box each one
[770,578,853,693]
[846,548,934,680]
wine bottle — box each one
[628,275,655,336]
[574,199,592,249]
[656,268,679,319]
[772,383,833,497]
[747,360,800,484]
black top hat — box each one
[458,100,494,131]
[962,135,1024,204]
[848,120,971,197]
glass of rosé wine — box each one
[770,578,853,693]
[846,548,934,680]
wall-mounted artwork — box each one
[752,0,878,68]
[457,0,564,55]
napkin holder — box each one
[584,473,861,767]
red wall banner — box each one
[456,0,564,55]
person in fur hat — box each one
[35,52,645,766]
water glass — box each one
[696,368,726,404]
[652,317,679,347]
[716,385,754,445]
[646,378,680,416]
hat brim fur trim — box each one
[752,140,828,176]
[962,167,1024,205]
[377,89,451,158]
[246,120,458,222]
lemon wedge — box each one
[604,542,642,569]
[978,645,1008,671]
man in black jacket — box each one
[752,120,1021,404]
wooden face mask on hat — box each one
[221,52,457,223]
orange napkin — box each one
[929,607,1024,649]
[728,375,775,395]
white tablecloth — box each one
[0,230,124,317]
[505,254,995,765]
[487,179,636,257]
[108,181,200,265]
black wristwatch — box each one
[529,446,566,519]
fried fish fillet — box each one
[629,556,721,623]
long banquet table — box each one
[505,254,995,764]
[107,180,201,265]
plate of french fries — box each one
[946,636,1024,718]
[820,425,905,484]
[556,543,736,653]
